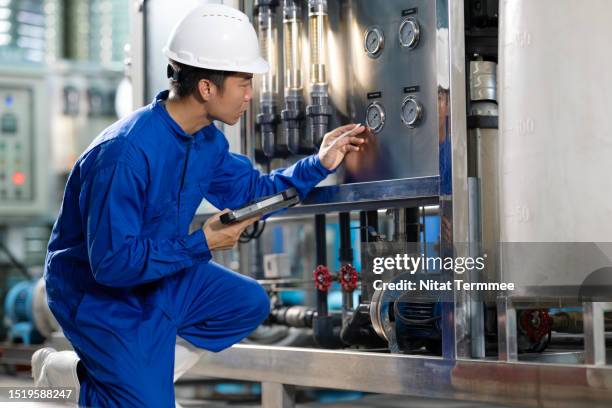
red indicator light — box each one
[12,172,25,186]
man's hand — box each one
[317,123,367,172]
[202,209,261,251]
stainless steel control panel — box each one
[344,0,445,183]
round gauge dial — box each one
[366,102,385,133]
[364,27,384,58]
[401,96,423,128]
[398,17,420,49]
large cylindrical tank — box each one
[498,0,612,295]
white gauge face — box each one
[399,17,420,49]
[366,102,385,133]
[364,27,384,57]
[401,96,423,128]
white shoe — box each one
[31,347,80,404]
[174,338,205,408]
[31,341,201,406]
[174,337,205,383]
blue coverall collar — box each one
[152,90,215,143]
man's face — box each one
[206,73,253,125]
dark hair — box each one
[167,59,236,101]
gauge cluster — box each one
[361,12,424,134]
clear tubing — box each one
[283,1,302,92]
[282,0,306,154]
[306,0,330,147]
[258,6,278,103]
[308,0,328,86]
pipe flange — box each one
[369,289,388,341]
[306,104,333,116]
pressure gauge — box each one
[364,27,384,58]
[398,17,420,49]
[366,101,385,133]
[401,96,423,128]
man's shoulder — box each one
[85,105,155,152]
[77,106,156,181]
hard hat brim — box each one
[241,57,270,75]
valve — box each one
[314,265,332,292]
[519,309,552,343]
[339,264,358,292]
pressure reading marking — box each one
[400,95,423,128]
[398,17,420,49]
[366,101,386,133]
[364,27,385,58]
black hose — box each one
[239,220,266,243]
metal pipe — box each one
[359,210,379,243]
[392,209,406,242]
[468,176,485,358]
[420,207,429,270]
[312,213,343,348]
[552,311,612,334]
[270,305,316,328]
[338,212,354,321]
[404,208,420,242]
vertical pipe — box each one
[338,212,353,264]
[359,211,379,243]
[314,213,327,317]
[404,208,420,242]
[359,212,367,243]
[468,176,485,358]
[313,213,343,348]
[497,296,518,361]
[468,59,498,358]
[392,209,405,242]
[359,210,378,303]
[421,207,429,271]
[338,212,353,320]
[439,0,470,362]
[583,302,611,366]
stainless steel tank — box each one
[498,0,612,298]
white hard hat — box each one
[163,4,269,74]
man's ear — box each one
[197,79,216,101]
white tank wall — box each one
[498,0,612,243]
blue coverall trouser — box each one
[48,260,270,408]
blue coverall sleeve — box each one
[83,161,211,288]
[206,139,336,214]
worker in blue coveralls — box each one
[31,3,367,408]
